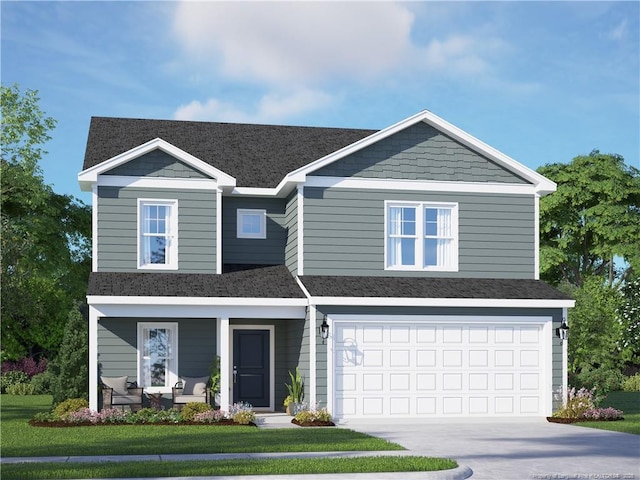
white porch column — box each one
[219,317,230,410]
[562,308,569,405]
[88,306,99,411]
[309,305,317,405]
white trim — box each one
[297,185,304,276]
[230,325,275,411]
[231,187,282,197]
[219,318,230,410]
[534,194,540,280]
[137,198,179,270]
[78,138,236,192]
[308,305,317,405]
[328,314,554,418]
[384,200,459,272]
[307,297,575,308]
[305,176,538,196]
[216,188,222,274]
[137,322,179,394]
[562,308,569,406]
[92,185,98,272]
[87,295,307,307]
[96,175,219,191]
[286,110,557,196]
[88,307,99,411]
[236,209,267,239]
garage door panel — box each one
[334,321,547,418]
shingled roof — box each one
[87,265,306,299]
[299,276,572,300]
[83,117,376,188]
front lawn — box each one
[574,391,640,435]
[2,456,458,479]
[0,395,403,457]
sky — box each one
[2,1,638,206]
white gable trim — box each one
[286,110,556,196]
[78,138,236,192]
[304,176,538,195]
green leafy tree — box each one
[1,84,91,359]
[49,305,89,404]
[617,279,640,365]
[538,151,640,288]
[563,276,623,374]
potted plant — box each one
[285,367,305,415]
[283,395,293,415]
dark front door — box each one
[233,329,270,407]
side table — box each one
[146,392,164,410]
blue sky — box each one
[2,1,638,205]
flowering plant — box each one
[228,402,256,425]
[553,386,623,420]
[193,409,227,423]
[293,402,333,423]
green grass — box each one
[573,391,640,435]
[0,395,403,457]
[2,456,458,479]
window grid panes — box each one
[386,202,457,270]
[139,200,177,269]
[139,323,177,391]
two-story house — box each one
[78,110,574,419]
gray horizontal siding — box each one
[284,192,298,273]
[303,187,535,278]
[312,122,529,184]
[97,186,216,273]
[222,197,287,265]
[104,149,211,179]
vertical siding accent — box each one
[222,197,287,264]
[97,186,216,273]
[303,187,535,278]
[284,191,298,274]
[216,188,222,273]
[297,185,304,276]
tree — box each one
[617,279,640,365]
[49,305,89,404]
[538,151,640,288]
[1,84,91,360]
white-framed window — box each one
[138,199,178,269]
[385,201,458,271]
[137,322,178,392]
[237,209,266,239]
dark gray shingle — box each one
[88,265,306,298]
[83,117,376,188]
[299,276,572,300]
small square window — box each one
[237,209,266,239]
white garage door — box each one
[332,318,550,418]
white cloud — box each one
[174,88,334,122]
[609,18,628,41]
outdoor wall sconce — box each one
[555,319,569,344]
[319,316,329,344]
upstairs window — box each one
[237,209,266,239]
[138,199,178,269]
[385,201,458,271]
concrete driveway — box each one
[342,417,640,480]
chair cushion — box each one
[101,376,128,396]
[174,395,207,404]
[182,376,208,396]
[112,394,141,404]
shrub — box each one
[1,357,48,378]
[622,373,640,392]
[30,371,55,394]
[127,407,182,424]
[53,398,89,419]
[194,409,227,423]
[294,402,333,423]
[583,407,624,420]
[573,367,626,394]
[32,411,58,423]
[49,306,88,404]
[0,371,28,393]
[229,402,256,425]
[96,408,128,424]
[553,387,598,419]
[180,403,212,421]
[6,382,35,395]
[67,408,98,424]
